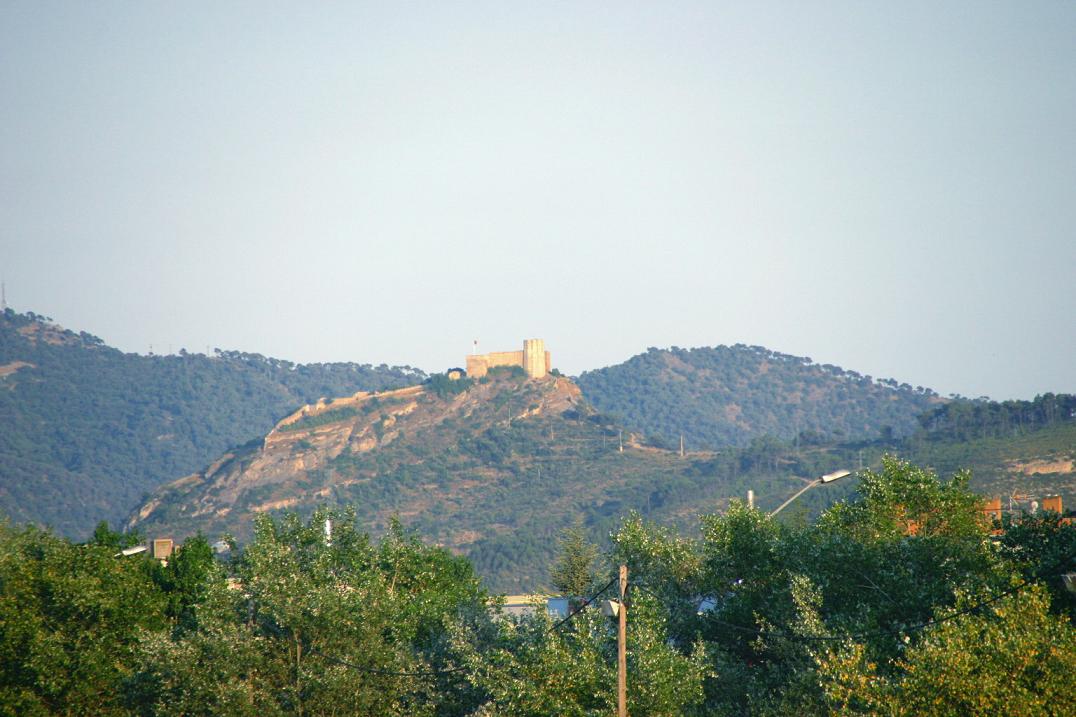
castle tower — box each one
[522,338,547,379]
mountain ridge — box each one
[5,306,1073,582]
[0,309,425,537]
[577,344,944,449]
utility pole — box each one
[679,434,684,457]
[618,564,628,717]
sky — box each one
[1,2,1073,400]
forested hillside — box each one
[577,345,942,449]
[0,310,424,537]
[128,352,1076,593]
[130,368,887,591]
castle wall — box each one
[466,340,551,379]
[466,350,525,378]
[486,351,526,367]
[272,385,424,432]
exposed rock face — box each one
[127,373,596,545]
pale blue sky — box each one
[2,2,1073,399]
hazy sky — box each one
[2,2,1073,399]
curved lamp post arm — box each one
[769,479,821,517]
[769,470,853,517]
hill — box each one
[0,309,425,537]
[577,345,943,449]
[129,368,858,591]
[127,364,1076,592]
[126,370,727,590]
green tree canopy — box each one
[549,524,601,597]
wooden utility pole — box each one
[618,564,628,717]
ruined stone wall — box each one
[272,385,424,432]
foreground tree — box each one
[128,510,493,717]
[607,457,1065,715]
[3,456,1073,715]
[816,584,1076,715]
[996,510,1076,618]
[0,523,166,716]
[549,523,600,598]
[453,592,709,716]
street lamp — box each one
[769,469,853,517]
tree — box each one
[602,457,1023,714]
[128,509,494,717]
[0,523,166,716]
[151,534,221,633]
[816,585,1076,716]
[88,520,143,550]
[549,524,600,597]
[996,511,1076,618]
[453,594,709,716]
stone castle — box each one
[466,339,550,379]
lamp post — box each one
[769,469,852,518]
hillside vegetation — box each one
[129,360,1076,592]
[131,368,877,591]
[128,370,748,591]
[577,345,942,449]
[0,310,424,537]
[902,394,1076,509]
[5,308,1073,594]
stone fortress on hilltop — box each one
[267,339,550,436]
[466,338,550,379]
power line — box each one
[546,575,619,633]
